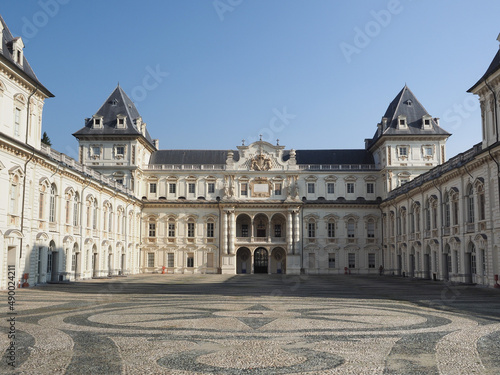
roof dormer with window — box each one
[117,114,126,129]
[397,115,407,129]
[92,115,103,129]
[422,115,432,130]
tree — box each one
[41,131,52,146]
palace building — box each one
[1,13,499,288]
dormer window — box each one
[10,38,24,67]
[92,116,103,129]
[397,115,407,129]
[422,115,432,129]
[117,115,126,128]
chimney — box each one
[434,117,440,127]
[153,139,159,149]
[382,117,388,129]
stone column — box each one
[222,212,228,255]
[228,210,236,254]
[294,210,300,252]
[287,211,293,254]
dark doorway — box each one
[254,248,268,274]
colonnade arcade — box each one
[220,206,302,274]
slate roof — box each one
[0,14,53,97]
[150,150,239,165]
[366,85,450,149]
[283,149,374,165]
[150,148,373,166]
[72,85,155,147]
[468,47,500,92]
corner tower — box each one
[468,34,500,149]
[73,85,157,194]
[366,85,450,194]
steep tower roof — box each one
[0,14,53,97]
[468,34,500,92]
[73,85,155,148]
[366,85,450,149]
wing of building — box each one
[1,13,499,288]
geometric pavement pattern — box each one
[1,274,500,374]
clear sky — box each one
[2,1,500,160]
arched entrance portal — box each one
[254,248,268,274]
[271,247,286,274]
[236,247,251,274]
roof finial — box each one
[276,138,280,146]
[497,33,500,48]
[117,81,120,87]
[259,134,263,141]
[241,139,245,146]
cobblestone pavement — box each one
[1,274,500,374]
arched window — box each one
[308,219,316,238]
[466,185,474,223]
[477,184,485,221]
[444,193,450,228]
[425,199,431,231]
[73,193,79,227]
[49,184,57,223]
[347,219,355,238]
[93,200,98,230]
[108,208,113,233]
[367,218,375,238]
[9,174,20,215]
[148,218,156,237]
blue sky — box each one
[2,0,500,160]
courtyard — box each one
[1,274,500,374]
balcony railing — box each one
[145,164,226,171]
[466,223,475,233]
[299,164,377,171]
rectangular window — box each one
[274,224,282,237]
[241,183,248,196]
[241,224,249,237]
[71,253,76,271]
[447,253,452,273]
[274,183,282,195]
[149,183,157,194]
[92,146,100,156]
[149,223,156,237]
[147,253,155,268]
[14,108,21,136]
[347,221,355,237]
[187,253,194,268]
[168,223,175,237]
[116,146,125,156]
[307,183,315,194]
[208,183,215,194]
[328,254,336,268]
[169,183,176,194]
[399,146,407,156]
[368,253,376,268]
[327,183,335,194]
[366,183,374,194]
[347,183,354,194]
[187,222,195,237]
[308,222,315,238]
[188,183,196,194]
[328,222,335,238]
[479,194,485,221]
[424,147,433,156]
[167,253,174,267]
[348,253,356,268]
[207,222,214,237]
[471,254,477,275]
[367,221,375,238]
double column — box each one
[221,208,236,255]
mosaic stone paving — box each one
[1,274,500,374]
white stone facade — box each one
[1,15,500,288]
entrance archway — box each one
[271,247,286,274]
[254,247,268,274]
[236,247,251,274]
